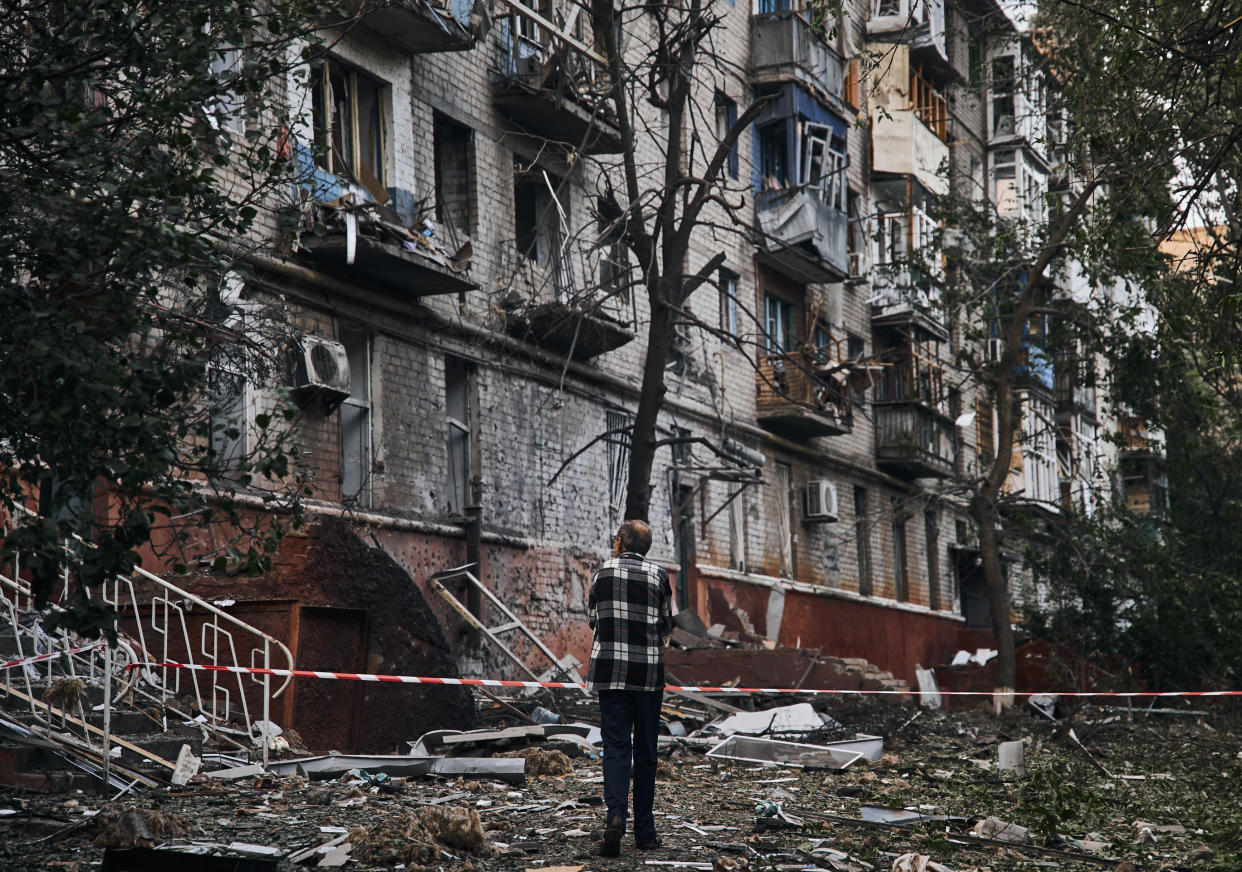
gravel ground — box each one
[1,697,1238,871]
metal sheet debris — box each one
[707,735,863,769]
[705,703,837,737]
[265,754,526,783]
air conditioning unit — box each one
[848,251,864,280]
[293,336,351,411]
[802,480,839,523]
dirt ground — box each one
[1,696,1238,871]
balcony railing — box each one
[499,241,636,358]
[750,12,846,105]
[874,403,955,478]
[869,264,945,333]
[492,7,621,154]
[755,184,849,281]
[756,349,853,438]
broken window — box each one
[728,490,747,571]
[714,92,739,179]
[207,348,249,477]
[340,329,371,507]
[719,269,739,340]
[764,293,797,354]
[775,462,793,578]
[605,408,633,526]
[877,332,944,406]
[802,124,847,210]
[909,62,947,140]
[925,510,941,610]
[310,58,386,188]
[891,498,909,602]
[758,122,789,189]
[445,356,473,516]
[991,55,1016,136]
[434,112,475,234]
[874,212,906,266]
[514,165,572,300]
[975,395,995,465]
[206,39,244,133]
[854,486,871,596]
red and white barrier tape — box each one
[0,642,108,672]
[124,661,1242,699]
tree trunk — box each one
[623,284,676,522]
[970,491,1017,692]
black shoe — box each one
[636,835,662,850]
[600,817,625,857]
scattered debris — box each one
[501,747,574,777]
[93,805,189,848]
[971,816,1029,844]
[996,739,1025,776]
[890,854,955,872]
[707,735,862,769]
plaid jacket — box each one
[586,552,674,692]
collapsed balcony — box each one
[498,242,635,359]
[293,198,477,297]
[492,1,622,154]
[352,0,478,55]
[755,348,853,438]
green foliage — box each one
[0,1,342,633]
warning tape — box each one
[124,661,1242,699]
[0,642,108,672]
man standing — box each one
[587,519,673,857]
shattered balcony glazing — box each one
[491,4,622,154]
[755,185,850,282]
[498,242,636,359]
[755,348,853,438]
[750,12,847,109]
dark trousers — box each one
[598,688,663,842]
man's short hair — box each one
[616,520,652,555]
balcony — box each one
[874,403,955,478]
[492,8,621,154]
[755,185,849,282]
[290,154,477,296]
[866,0,946,64]
[756,350,853,438]
[750,12,846,108]
[871,109,949,195]
[869,265,946,337]
[499,244,635,359]
[353,0,477,54]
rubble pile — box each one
[1,694,1237,871]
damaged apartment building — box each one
[3,0,1152,755]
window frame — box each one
[310,57,387,188]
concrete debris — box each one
[914,666,941,710]
[971,815,1029,843]
[4,692,1235,870]
[93,805,190,848]
[890,854,955,872]
[996,739,1025,776]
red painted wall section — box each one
[695,570,992,688]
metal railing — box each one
[1,507,293,771]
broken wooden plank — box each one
[0,679,176,770]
